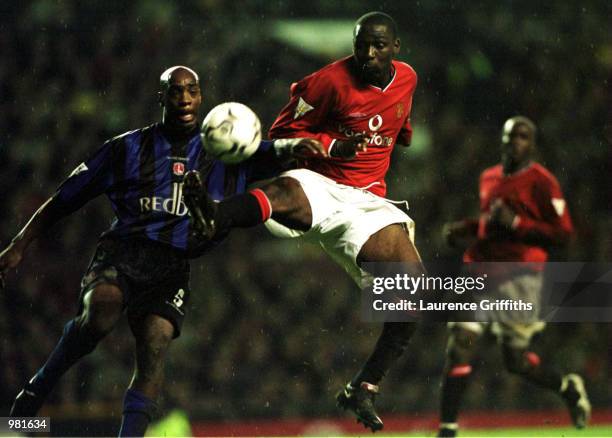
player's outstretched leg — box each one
[183,171,287,239]
[10,283,123,416]
[561,374,591,429]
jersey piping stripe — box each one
[172,134,204,249]
[146,128,173,242]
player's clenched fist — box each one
[330,134,369,159]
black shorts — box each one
[79,238,190,338]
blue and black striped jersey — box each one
[54,123,281,256]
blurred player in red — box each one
[184,11,421,431]
[437,116,591,437]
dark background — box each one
[0,0,609,432]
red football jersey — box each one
[269,56,417,197]
[464,163,574,263]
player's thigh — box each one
[79,260,126,331]
[358,222,421,265]
[82,282,124,312]
[79,240,128,325]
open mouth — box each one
[178,113,195,123]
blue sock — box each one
[29,318,98,396]
[118,389,157,437]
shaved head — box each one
[501,115,537,173]
[159,66,199,90]
[502,116,537,144]
[354,11,398,39]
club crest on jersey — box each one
[294,97,314,119]
[396,102,405,119]
[173,162,185,176]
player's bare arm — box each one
[274,137,327,159]
[0,196,65,286]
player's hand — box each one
[488,199,516,229]
[330,134,369,159]
[0,243,24,289]
[273,138,327,158]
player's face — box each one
[353,23,400,85]
[161,69,202,130]
[501,122,534,169]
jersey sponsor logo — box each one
[139,182,189,216]
[68,162,89,178]
[552,198,566,216]
[173,162,185,176]
[293,96,314,119]
[368,115,383,131]
[338,114,393,147]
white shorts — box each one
[264,169,415,288]
[449,272,546,348]
[449,320,546,349]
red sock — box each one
[249,189,272,222]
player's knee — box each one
[136,316,175,359]
[262,177,312,229]
[447,327,479,366]
[81,284,124,338]
[504,348,536,375]
[264,178,307,214]
[143,331,173,358]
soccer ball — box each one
[200,102,262,164]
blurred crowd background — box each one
[0,0,610,430]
